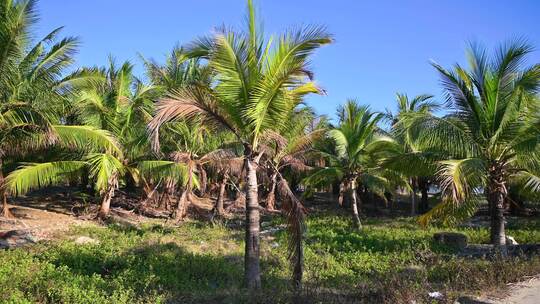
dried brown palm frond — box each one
[260,130,288,151]
[282,156,312,173]
[148,86,238,152]
[199,148,237,163]
[276,174,306,289]
[170,151,192,163]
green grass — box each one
[1,212,540,303]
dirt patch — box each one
[0,204,91,240]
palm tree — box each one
[141,46,212,92]
[0,0,100,217]
[149,0,331,289]
[385,93,439,214]
[407,40,540,246]
[304,100,400,229]
[262,108,324,211]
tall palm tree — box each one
[407,40,540,246]
[304,100,401,229]
[149,0,331,289]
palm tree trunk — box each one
[488,174,506,246]
[198,165,207,196]
[338,181,346,207]
[244,155,261,289]
[175,189,188,220]
[419,180,429,214]
[0,158,12,218]
[410,178,417,216]
[350,180,362,229]
[98,186,115,219]
[215,175,227,215]
[266,172,277,211]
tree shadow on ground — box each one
[46,240,296,303]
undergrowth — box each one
[1,212,540,303]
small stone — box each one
[74,236,99,245]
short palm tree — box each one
[304,100,400,229]
[385,93,439,214]
[406,41,540,246]
[262,108,324,211]
[142,46,212,92]
[0,0,103,217]
[149,0,331,289]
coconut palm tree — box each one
[406,40,540,246]
[262,108,324,211]
[0,0,103,217]
[149,0,331,289]
[304,100,401,229]
[142,46,212,92]
[385,93,439,214]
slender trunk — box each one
[410,178,417,216]
[266,172,277,211]
[420,180,429,214]
[350,180,362,229]
[0,158,12,218]
[198,165,207,197]
[215,175,227,215]
[488,172,506,246]
[98,186,115,219]
[338,181,346,207]
[244,155,261,289]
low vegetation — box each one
[1,212,540,303]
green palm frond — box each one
[418,195,481,227]
[437,158,486,203]
[86,153,124,193]
[52,125,123,157]
[5,161,87,196]
[137,160,190,187]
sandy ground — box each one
[0,204,90,240]
[490,276,540,304]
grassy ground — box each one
[1,207,540,303]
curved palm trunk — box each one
[488,171,506,246]
[266,172,277,211]
[244,155,261,289]
[98,186,115,219]
[98,173,118,219]
[350,180,362,229]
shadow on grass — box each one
[45,239,311,303]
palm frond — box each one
[5,161,87,196]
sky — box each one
[36,0,540,119]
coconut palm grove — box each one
[1,0,540,303]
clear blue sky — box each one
[36,0,540,119]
